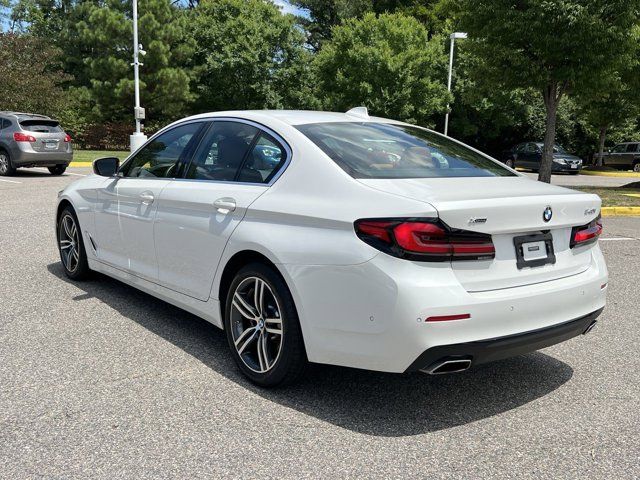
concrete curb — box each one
[601,206,640,217]
[580,170,640,178]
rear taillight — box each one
[570,216,602,248]
[64,134,71,142]
[13,132,36,142]
[354,219,495,261]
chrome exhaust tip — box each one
[583,320,597,335]
[421,358,472,375]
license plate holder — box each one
[513,232,556,269]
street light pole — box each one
[130,0,147,152]
[444,32,467,137]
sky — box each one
[271,0,309,18]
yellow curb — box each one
[623,193,640,198]
[69,162,94,167]
[601,206,640,216]
[580,170,640,178]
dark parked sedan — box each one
[502,142,582,174]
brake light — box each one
[570,216,602,248]
[354,219,495,261]
[13,132,36,142]
[64,134,71,142]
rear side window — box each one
[186,122,287,184]
[626,143,639,153]
[296,122,515,179]
[19,120,62,133]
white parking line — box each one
[31,168,86,177]
[600,237,637,241]
[0,178,22,184]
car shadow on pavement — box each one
[48,263,574,437]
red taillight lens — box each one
[13,132,36,142]
[64,134,71,142]
[571,217,602,248]
[354,219,495,261]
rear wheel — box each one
[224,263,306,387]
[48,165,67,175]
[0,150,16,176]
[505,158,515,168]
[57,206,90,280]
[633,161,640,173]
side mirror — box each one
[93,157,120,177]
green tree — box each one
[63,0,195,124]
[191,0,317,112]
[575,30,640,166]
[0,33,69,114]
[458,0,640,182]
[314,12,450,126]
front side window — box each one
[524,143,538,154]
[296,122,515,179]
[613,144,627,153]
[120,122,203,178]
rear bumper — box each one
[405,308,603,372]
[12,150,72,167]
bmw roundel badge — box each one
[543,206,553,222]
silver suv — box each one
[0,112,73,176]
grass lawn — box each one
[73,149,129,163]
[570,183,640,207]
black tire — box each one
[0,149,16,176]
[224,263,307,387]
[49,165,67,175]
[57,206,91,280]
[633,161,640,173]
[505,158,515,168]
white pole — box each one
[133,0,141,135]
[130,0,147,152]
[444,37,455,137]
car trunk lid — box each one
[358,176,601,291]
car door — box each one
[606,143,627,168]
[623,143,639,169]
[521,143,539,170]
[154,119,289,301]
[94,121,204,280]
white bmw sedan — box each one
[56,109,607,386]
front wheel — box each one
[633,162,640,173]
[0,150,16,176]
[49,165,67,175]
[225,263,307,387]
[505,158,514,168]
[57,206,90,280]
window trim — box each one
[174,117,292,187]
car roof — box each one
[0,111,53,121]
[177,109,397,126]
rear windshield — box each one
[19,120,62,133]
[296,122,515,179]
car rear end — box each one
[292,120,607,374]
[9,115,72,168]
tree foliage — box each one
[191,0,317,112]
[314,12,450,126]
[0,33,69,114]
[457,0,640,181]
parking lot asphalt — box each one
[1,168,639,479]
[522,171,639,187]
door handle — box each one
[140,192,155,205]
[213,197,236,214]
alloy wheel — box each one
[230,276,284,373]
[634,163,640,173]
[0,154,8,174]
[59,214,80,273]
